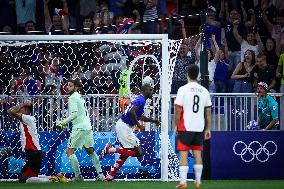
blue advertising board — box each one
[211,131,284,179]
[0,131,194,180]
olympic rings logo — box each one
[233,141,277,163]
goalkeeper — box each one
[57,78,104,181]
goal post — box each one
[0,34,180,181]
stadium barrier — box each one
[1,93,283,132]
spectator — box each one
[276,52,284,96]
[10,69,39,96]
[15,0,36,34]
[214,39,230,93]
[143,0,158,34]
[118,61,131,96]
[262,10,284,54]
[1,25,13,34]
[77,16,95,34]
[264,37,280,92]
[251,54,276,92]
[44,55,63,92]
[257,82,279,130]
[113,11,141,34]
[221,8,247,71]
[24,21,36,35]
[95,4,116,34]
[206,6,221,49]
[254,0,277,39]
[118,61,131,112]
[171,43,195,94]
[231,49,255,93]
[233,26,264,63]
[44,0,69,34]
[264,37,280,69]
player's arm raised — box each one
[8,101,31,120]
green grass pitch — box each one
[1,180,284,189]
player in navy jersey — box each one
[100,83,160,181]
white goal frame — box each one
[0,34,170,181]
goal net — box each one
[0,34,183,181]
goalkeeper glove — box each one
[56,120,67,130]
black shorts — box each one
[177,131,203,151]
[19,150,44,182]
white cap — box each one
[208,6,216,12]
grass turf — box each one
[1,180,284,189]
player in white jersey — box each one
[8,101,67,183]
[57,79,104,181]
[174,64,212,188]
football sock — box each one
[194,164,203,183]
[69,154,81,177]
[179,166,188,184]
[89,152,103,174]
[108,155,128,178]
[109,146,116,153]
[26,176,51,183]
[115,148,138,157]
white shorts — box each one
[115,119,140,148]
[68,130,94,149]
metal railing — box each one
[0,93,283,131]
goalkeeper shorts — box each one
[68,130,94,149]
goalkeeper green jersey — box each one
[68,92,92,130]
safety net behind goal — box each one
[0,34,186,181]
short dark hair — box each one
[256,54,266,60]
[68,78,82,88]
[26,105,32,114]
[187,64,199,80]
[25,20,35,27]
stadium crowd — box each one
[0,0,283,97]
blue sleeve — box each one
[132,96,145,110]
